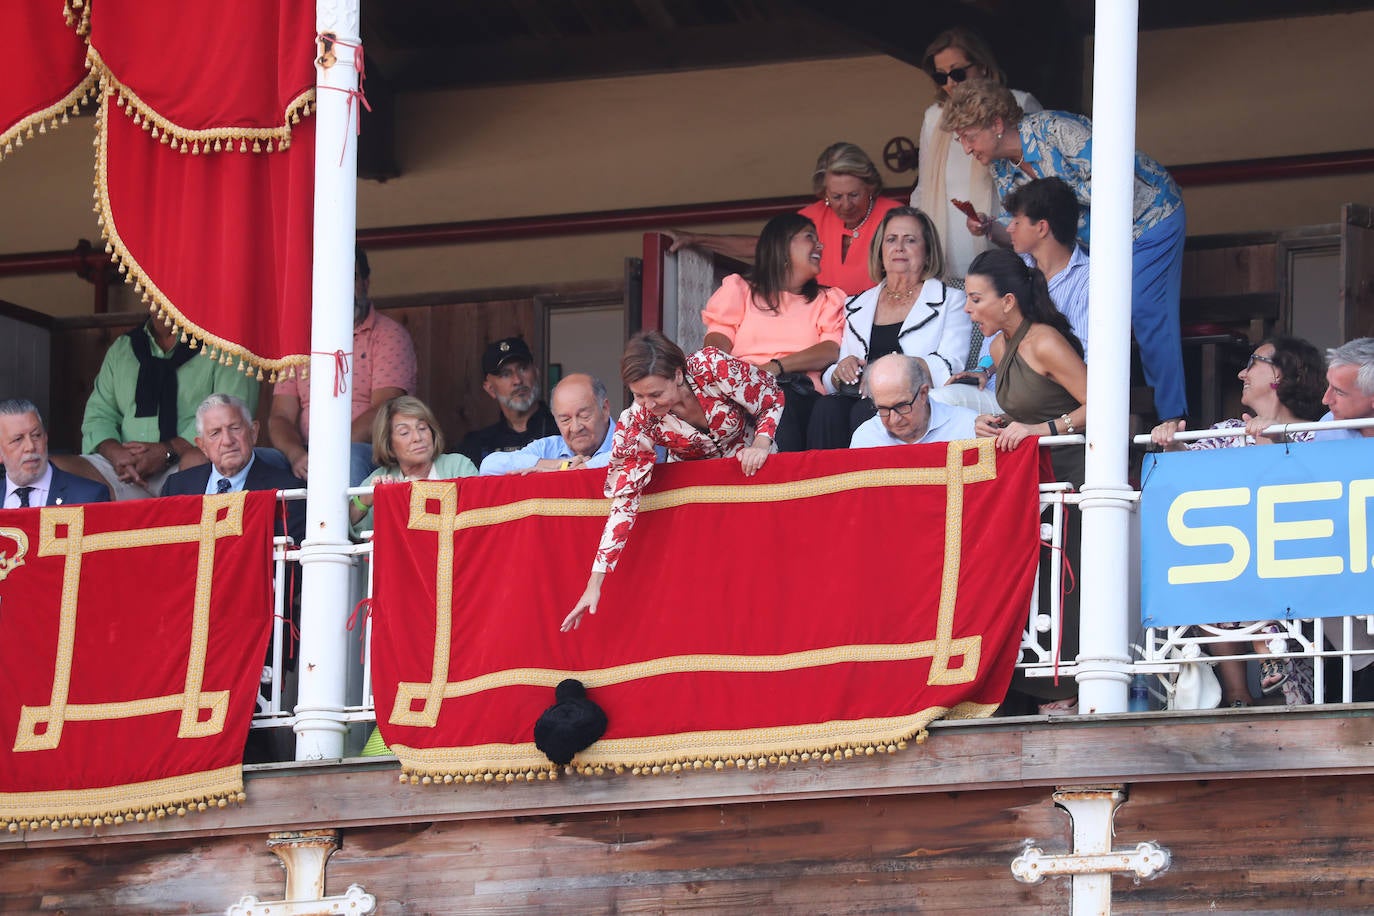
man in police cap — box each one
[458,336,557,467]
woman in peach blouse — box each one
[700,212,846,450]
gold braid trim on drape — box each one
[2,764,245,834]
[0,71,97,162]
[87,47,314,156]
[91,87,309,381]
[389,701,999,786]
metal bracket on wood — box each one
[225,829,376,915]
[1011,839,1171,884]
[1010,786,1170,915]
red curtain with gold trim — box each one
[0,491,274,829]
[0,1,92,158]
[88,0,317,373]
[1,0,318,372]
[368,442,1042,782]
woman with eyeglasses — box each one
[664,143,899,296]
[940,78,1188,425]
[807,206,973,450]
[910,28,1041,277]
[965,248,1086,715]
[1150,336,1327,707]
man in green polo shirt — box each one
[75,317,260,500]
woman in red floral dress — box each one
[562,331,784,631]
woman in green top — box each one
[349,395,476,536]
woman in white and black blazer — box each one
[807,206,972,449]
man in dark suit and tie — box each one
[163,393,305,544]
[1,398,111,508]
[164,392,306,763]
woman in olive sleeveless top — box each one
[965,249,1086,486]
[964,248,1087,714]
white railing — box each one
[249,428,1374,752]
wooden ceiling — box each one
[359,0,1374,94]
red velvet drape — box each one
[0,492,274,829]
[0,1,92,159]
[369,442,1043,782]
[2,0,319,372]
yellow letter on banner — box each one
[1257,482,1343,579]
[1167,488,1252,585]
[1349,479,1374,574]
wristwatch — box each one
[164,444,179,468]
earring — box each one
[996,131,1003,140]
[1270,381,1280,389]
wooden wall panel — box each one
[10,775,1374,913]
[44,281,620,460]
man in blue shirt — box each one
[1313,337,1374,442]
[480,374,616,475]
[1004,177,1089,352]
[851,355,977,448]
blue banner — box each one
[1140,439,1374,627]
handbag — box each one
[775,371,820,402]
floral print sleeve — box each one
[590,348,784,573]
[697,347,785,444]
[593,408,659,573]
[1186,417,1316,451]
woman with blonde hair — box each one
[941,77,1187,424]
[348,395,476,534]
[910,28,1041,276]
[666,142,899,296]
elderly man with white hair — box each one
[850,354,978,448]
[163,393,304,544]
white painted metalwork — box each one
[1074,0,1141,718]
[293,0,364,761]
[1010,787,1169,915]
[226,829,376,915]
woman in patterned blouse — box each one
[562,331,784,632]
[939,78,1189,425]
[1150,336,1327,707]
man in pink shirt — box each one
[267,247,418,485]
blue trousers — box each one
[1132,205,1188,420]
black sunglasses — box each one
[933,65,976,86]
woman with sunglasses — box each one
[664,142,899,296]
[1150,336,1327,707]
[807,206,973,449]
[910,28,1041,277]
[940,78,1188,425]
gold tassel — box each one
[252,139,262,153]
[239,139,248,152]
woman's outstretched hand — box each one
[562,572,605,632]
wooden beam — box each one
[8,706,1374,849]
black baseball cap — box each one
[481,337,534,376]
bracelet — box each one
[1060,413,1076,434]
[351,495,368,512]
[1047,419,1058,436]
[770,358,784,374]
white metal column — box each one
[1075,0,1139,715]
[293,0,361,760]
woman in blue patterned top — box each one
[939,79,1188,424]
